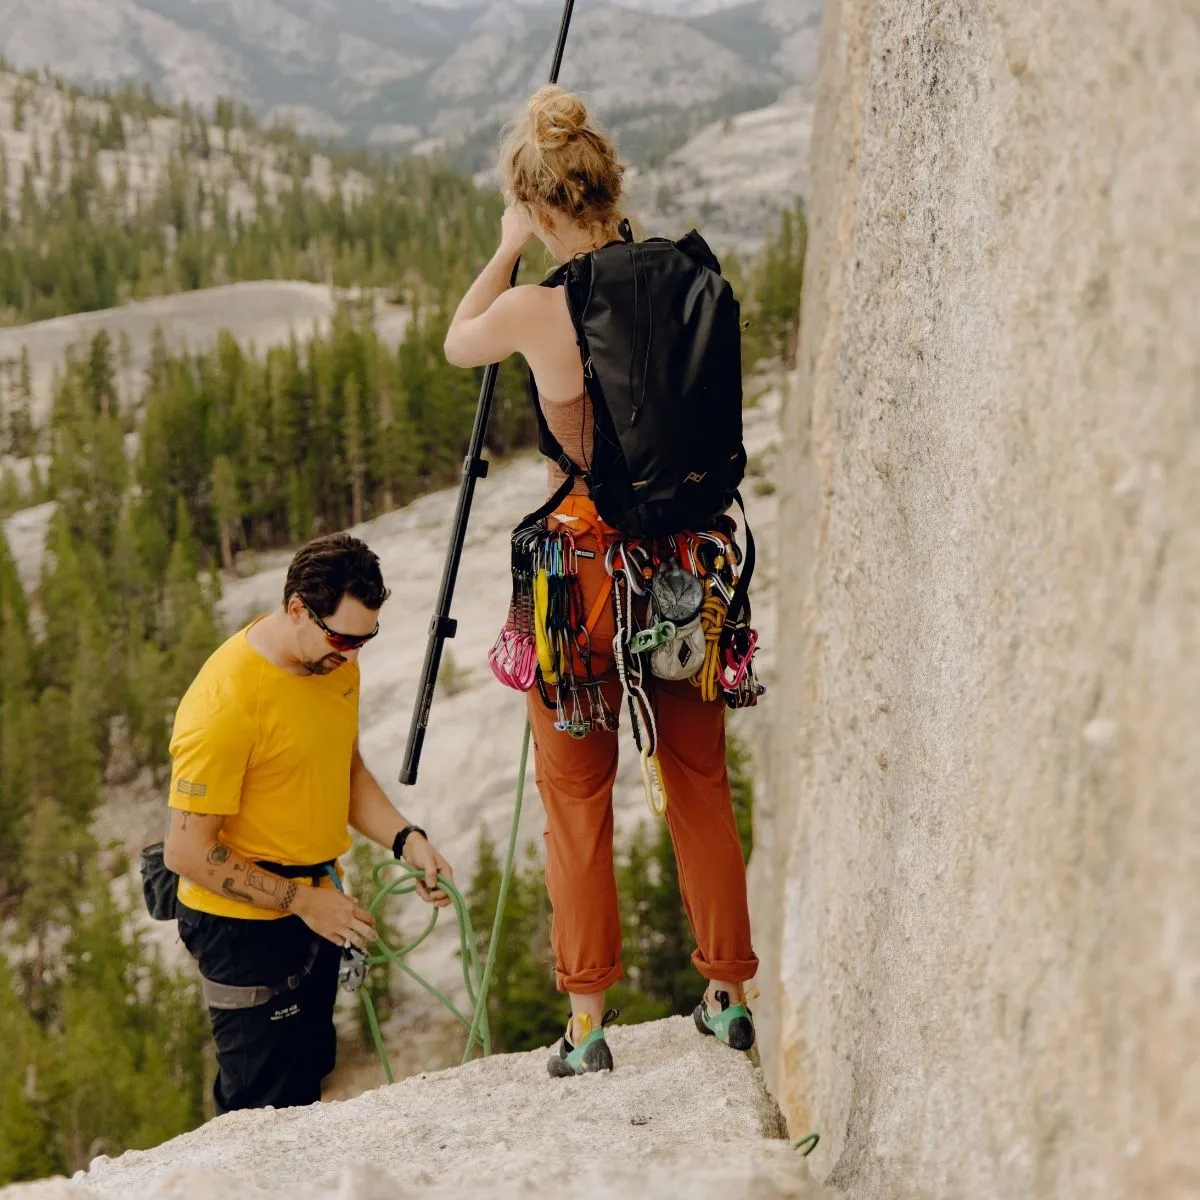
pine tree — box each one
[6,346,36,457]
[47,872,207,1171]
[0,957,59,1184]
[85,330,117,418]
[16,799,87,1017]
[344,374,366,527]
[162,498,203,648]
[210,454,240,571]
[0,537,34,897]
[125,635,171,773]
[171,604,220,702]
[38,515,89,688]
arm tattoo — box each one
[222,879,255,903]
[246,866,298,913]
[245,866,283,900]
[180,832,293,911]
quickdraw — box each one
[610,545,665,816]
[493,519,617,740]
[488,531,540,690]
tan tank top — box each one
[541,389,593,498]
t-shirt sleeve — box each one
[168,684,254,815]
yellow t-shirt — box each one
[168,617,360,919]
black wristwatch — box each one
[393,825,427,862]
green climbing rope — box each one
[355,720,530,1082]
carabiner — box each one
[719,628,759,689]
[638,746,668,817]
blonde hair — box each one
[499,85,624,237]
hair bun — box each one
[527,85,588,152]
[500,84,623,230]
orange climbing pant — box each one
[526,496,759,995]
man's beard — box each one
[302,653,346,676]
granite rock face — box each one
[753,1,1200,1196]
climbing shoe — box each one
[694,990,756,1052]
[547,1009,618,1077]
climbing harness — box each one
[487,509,764,818]
[607,522,764,814]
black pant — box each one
[178,904,341,1113]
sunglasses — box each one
[303,603,379,652]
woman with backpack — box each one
[444,85,759,1076]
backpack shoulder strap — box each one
[528,260,579,472]
[514,471,577,533]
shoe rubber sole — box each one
[694,1002,756,1052]
[547,1033,614,1077]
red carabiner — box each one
[719,628,759,690]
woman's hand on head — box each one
[500,203,538,255]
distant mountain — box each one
[627,86,813,257]
[0,0,821,165]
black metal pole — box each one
[400,0,578,786]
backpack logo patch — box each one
[683,471,708,484]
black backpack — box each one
[523,224,754,630]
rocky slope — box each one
[0,280,410,430]
[0,1019,830,1200]
[0,68,370,231]
[754,0,1200,1195]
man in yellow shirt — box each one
[163,532,453,1113]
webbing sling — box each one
[201,937,321,1011]
[197,859,331,1011]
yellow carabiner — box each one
[639,746,668,817]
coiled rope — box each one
[356,721,530,1081]
[690,592,728,704]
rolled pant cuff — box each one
[691,950,759,985]
[555,962,625,994]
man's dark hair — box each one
[283,533,390,617]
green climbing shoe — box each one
[547,1009,618,1077]
[693,989,756,1052]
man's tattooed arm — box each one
[165,809,306,913]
